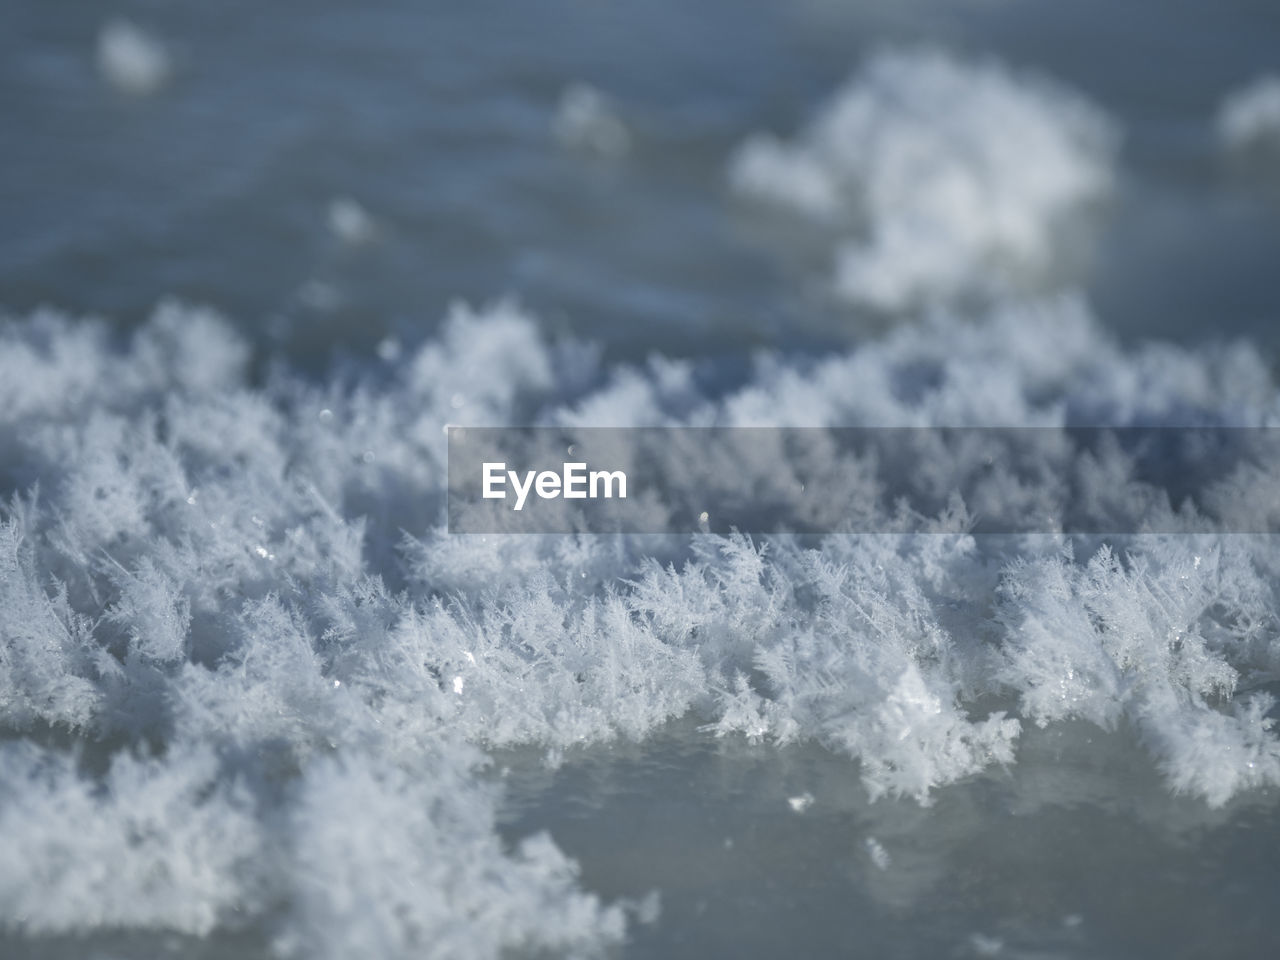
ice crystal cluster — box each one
[729,48,1115,308]
[4,44,1280,960]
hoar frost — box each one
[729,48,1115,309]
[2,295,1280,952]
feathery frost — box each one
[2,295,1280,952]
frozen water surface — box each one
[496,719,1280,960]
[3,0,1280,958]
[4,0,1280,359]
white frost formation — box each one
[1217,75,1280,150]
[2,297,1280,952]
[97,19,172,96]
[553,84,631,158]
[729,49,1115,309]
[328,197,377,245]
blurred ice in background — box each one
[1219,74,1280,150]
[96,18,171,96]
[3,0,1279,364]
[728,48,1115,309]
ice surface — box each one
[729,49,1115,309]
[2,297,1280,953]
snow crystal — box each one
[1217,75,1280,150]
[97,19,171,96]
[729,49,1115,309]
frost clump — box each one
[97,19,172,96]
[279,754,625,960]
[999,540,1280,807]
[0,743,259,935]
[1217,75,1280,151]
[865,837,891,870]
[328,196,377,244]
[729,49,1115,308]
[553,84,631,158]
